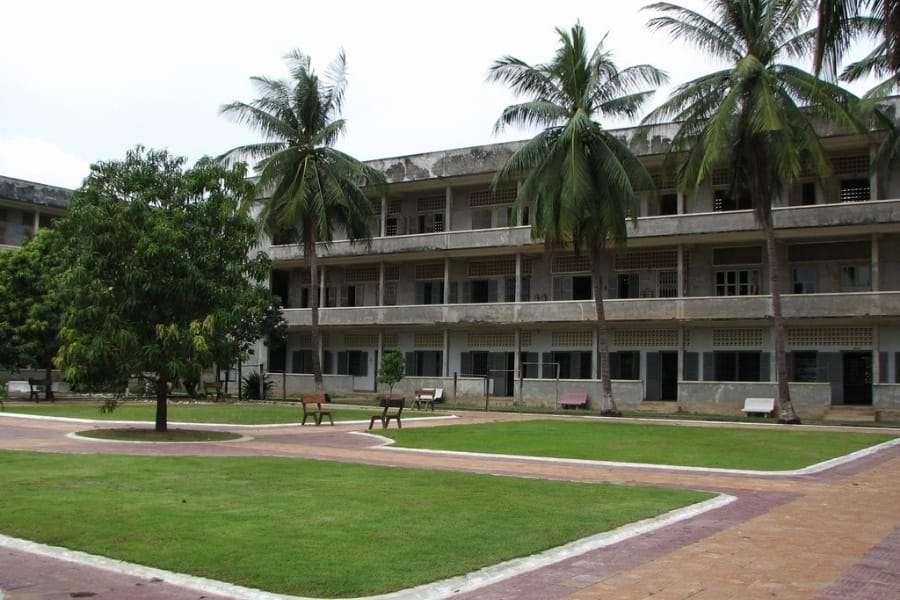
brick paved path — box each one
[0,411,897,599]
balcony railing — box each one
[280,291,900,327]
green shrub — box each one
[242,372,274,400]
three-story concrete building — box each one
[263,111,900,420]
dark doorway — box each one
[660,352,678,400]
[843,352,872,405]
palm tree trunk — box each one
[591,248,620,416]
[764,220,800,424]
[307,241,325,392]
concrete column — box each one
[873,327,880,385]
[378,263,385,306]
[444,186,452,231]
[380,195,387,237]
[443,329,450,377]
[677,245,685,297]
[443,257,450,304]
[872,233,880,292]
[514,329,522,403]
[320,267,326,308]
[515,254,522,302]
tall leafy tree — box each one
[490,24,667,415]
[220,49,386,392]
[644,0,863,423]
[0,228,66,396]
[56,147,278,431]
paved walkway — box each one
[0,410,898,600]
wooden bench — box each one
[203,382,223,401]
[413,388,443,410]
[742,397,775,417]
[301,394,333,426]
[28,378,53,402]
[369,398,404,429]
[559,392,588,409]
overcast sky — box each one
[0,0,877,189]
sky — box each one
[0,0,879,190]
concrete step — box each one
[637,401,680,414]
[823,405,877,422]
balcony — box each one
[267,198,900,264]
[280,291,900,328]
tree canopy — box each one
[0,227,67,395]
[56,146,281,431]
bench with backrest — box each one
[413,388,443,410]
[301,393,333,426]
[742,397,775,417]
[559,392,588,409]
[369,397,404,429]
[27,378,53,402]
[204,382,223,401]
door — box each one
[660,352,678,400]
[843,352,872,405]
[489,352,514,397]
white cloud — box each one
[0,138,90,189]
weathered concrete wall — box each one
[678,381,831,419]
[0,176,72,208]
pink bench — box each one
[559,392,588,409]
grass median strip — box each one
[380,420,898,471]
[0,450,710,597]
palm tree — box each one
[644,0,863,423]
[220,50,385,391]
[490,23,667,415]
[814,0,900,79]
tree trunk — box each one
[764,220,800,424]
[44,364,55,402]
[591,248,619,416]
[306,240,324,392]
[155,377,169,432]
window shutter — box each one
[759,352,770,382]
[684,352,699,381]
[461,352,472,377]
[323,351,332,375]
[488,279,499,302]
[449,281,458,303]
[879,352,889,383]
[541,352,554,379]
[646,352,660,401]
[405,352,415,377]
[463,281,472,303]
[702,352,715,381]
[337,351,348,375]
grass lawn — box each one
[1,402,377,424]
[0,450,710,597]
[380,420,898,471]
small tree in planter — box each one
[377,349,405,399]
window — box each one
[714,351,761,381]
[544,351,592,379]
[415,281,444,304]
[553,275,592,300]
[840,178,870,202]
[792,351,818,382]
[471,210,492,229]
[386,217,399,236]
[406,351,442,377]
[715,270,760,296]
[617,273,639,299]
[417,212,444,233]
[660,193,678,215]
[841,264,871,292]
[792,266,817,294]
[611,351,640,379]
[713,189,752,211]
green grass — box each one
[380,420,898,471]
[2,402,377,424]
[0,450,710,597]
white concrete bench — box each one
[742,397,775,417]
